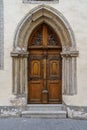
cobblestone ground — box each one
[0,118,87,130]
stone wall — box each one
[0,0,4,69]
[0,0,87,106]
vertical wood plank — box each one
[43,24,48,46]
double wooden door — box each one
[28,24,62,104]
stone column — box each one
[62,56,66,94]
[61,50,78,95]
[11,50,29,106]
[70,55,77,95]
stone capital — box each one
[11,50,29,58]
[61,50,79,57]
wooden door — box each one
[28,24,62,104]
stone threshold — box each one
[25,104,66,111]
[21,104,67,118]
[22,111,66,118]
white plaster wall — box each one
[0,0,87,106]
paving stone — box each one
[0,118,87,130]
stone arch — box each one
[14,5,76,50]
[11,5,78,104]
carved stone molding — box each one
[12,57,28,95]
[62,55,77,95]
[61,50,79,57]
[11,50,29,57]
[14,5,76,49]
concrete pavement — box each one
[0,118,87,130]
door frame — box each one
[11,5,78,106]
[27,23,62,104]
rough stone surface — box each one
[0,107,21,118]
[1,105,87,119]
[10,97,26,106]
[0,104,67,118]
[67,107,87,120]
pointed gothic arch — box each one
[14,5,76,49]
[11,5,78,104]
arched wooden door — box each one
[28,23,62,104]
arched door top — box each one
[28,23,61,47]
[13,5,77,52]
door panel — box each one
[29,55,43,79]
[31,60,40,76]
[47,81,61,103]
[28,23,62,104]
[47,55,62,103]
[28,55,44,103]
[28,81,43,103]
[47,55,61,79]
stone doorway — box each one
[11,5,78,106]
